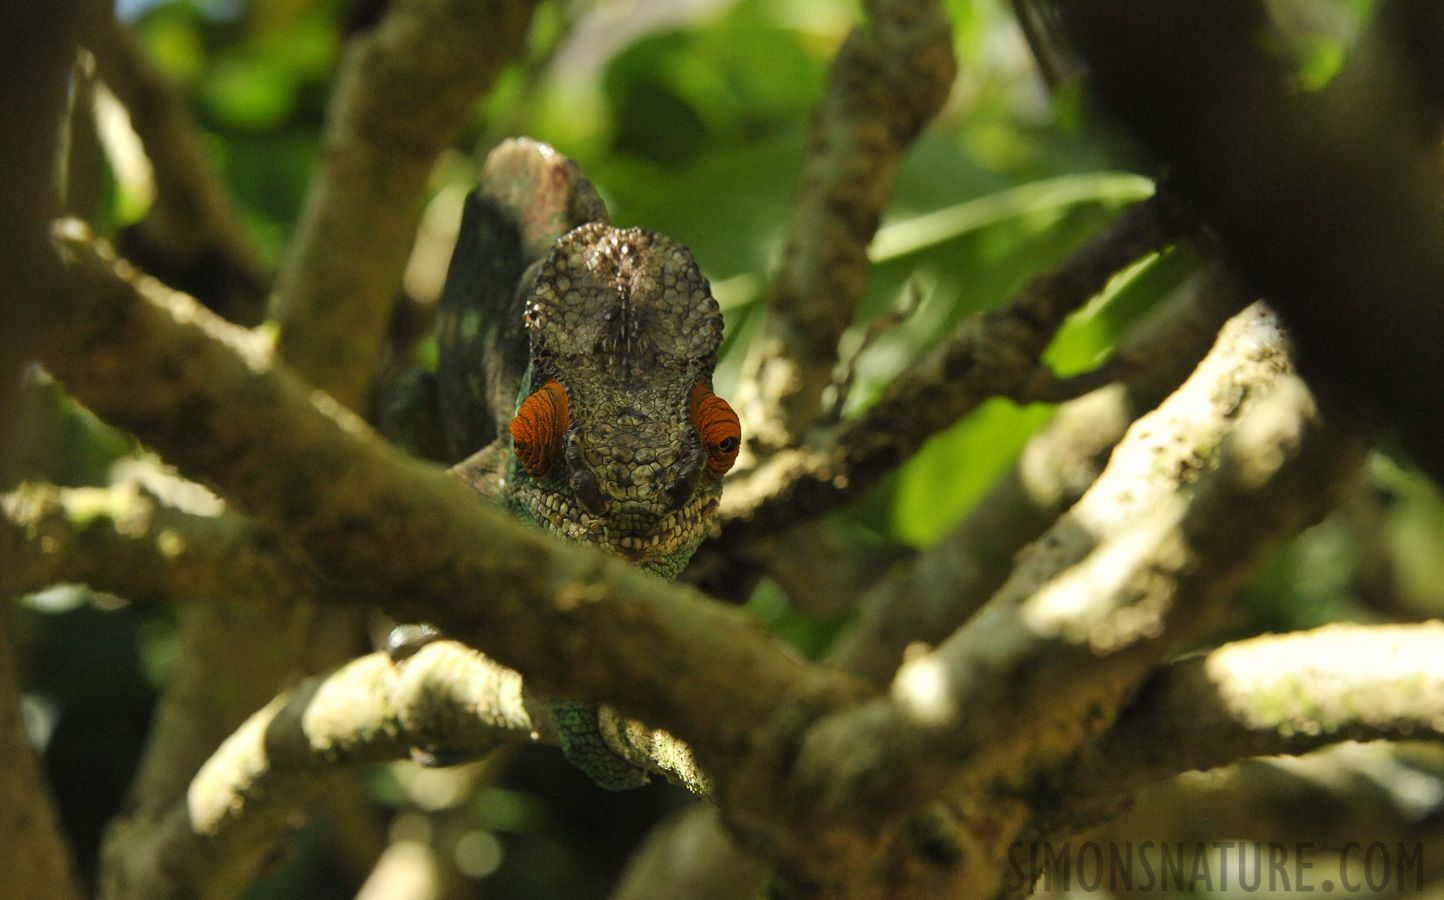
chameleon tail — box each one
[551,700,650,791]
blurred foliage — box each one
[17,0,1444,897]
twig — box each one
[272,0,540,413]
[734,0,956,452]
[820,279,923,424]
[709,194,1183,560]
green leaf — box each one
[203,54,297,130]
[891,399,1055,547]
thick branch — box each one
[735,0,956,451]
[1036,622,1444,839]
[41,225,865,786]
[272,0,540,412]
[0,0,84,482]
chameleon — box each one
[395,138,739,789]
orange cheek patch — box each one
[510,380,569,477]
[689,383,740,480]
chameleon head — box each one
[507,223,739,576]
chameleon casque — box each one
[403,138,738,789]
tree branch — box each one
[630,264,1246,900]
[1033,622,1444,840]
[272,0,540,412]
[99,641,542,900]
[1099,744,1444,860]
[734,0,956,452]
[0,0,84,482]
[0,468,711,896]
[1,478,316,606]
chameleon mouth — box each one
[518,484,719,567]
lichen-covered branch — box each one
[1,478,317,606]
[735,0,956,452]
[100,641,544,900]
[829,264,1249,686]
[42,225,866,788]
[85,12,268,325]
[744,307,1362,895]
[1033,622,1444,841]
[1100,743,1444,861]
[712,194,1183,557]
[110,638,709,900]
[272,0,540,412]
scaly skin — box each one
[506,222,727,578]
[503,222,731,787]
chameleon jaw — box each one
[514,479,720,570]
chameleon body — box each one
[432,141,737,788]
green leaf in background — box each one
[891,398,1055,547]
[845,170,1153,417]
[746,578,849,660]
[251,10,338,82]
[868,172,1153,264]
[203,53,298,130]
[135,6,208,84]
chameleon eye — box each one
[689,383,740,480]
[510,380,569,477]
